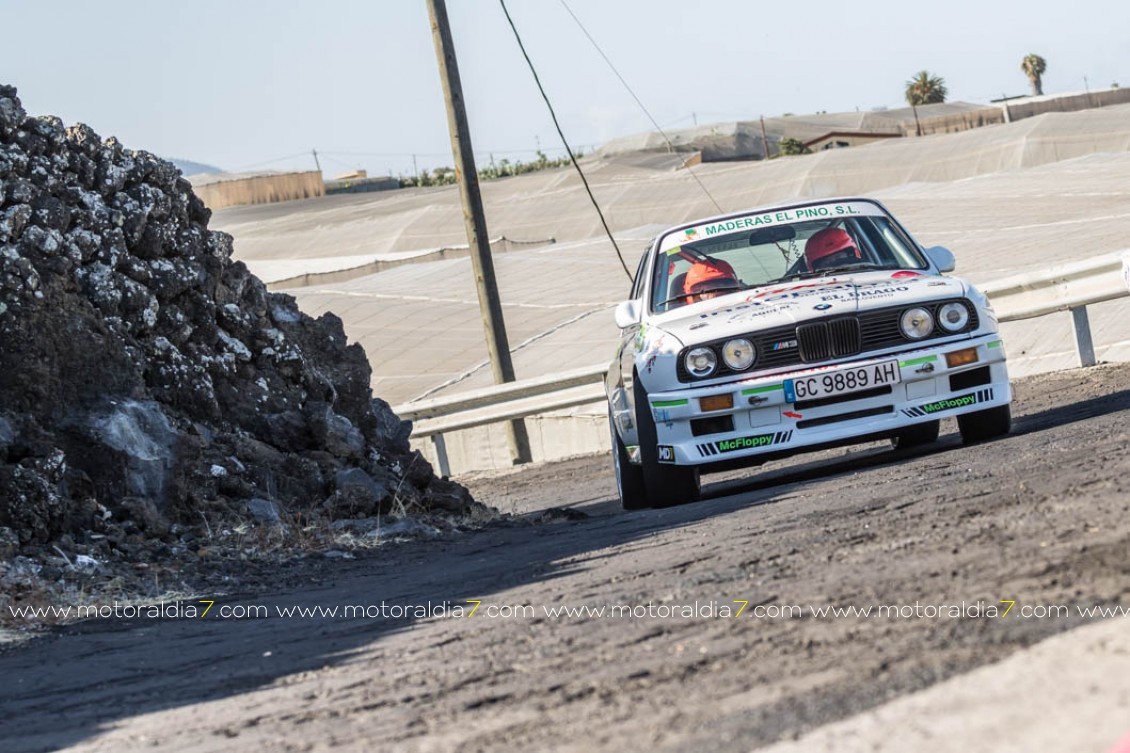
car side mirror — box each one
[614,300,642,328]
[924,246,956,273]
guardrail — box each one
[984,250,1130,368]
[393,364,608,475]
[393,251,1130,476]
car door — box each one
[610,244,654,447]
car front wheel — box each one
[609,411,647,510]
[958,405,1011,444]
[633,376,700,508]
[891,419,940,449]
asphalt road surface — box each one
[3,363,1129,752]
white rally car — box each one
[605,197,1012,509]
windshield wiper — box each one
[768,264,886,283]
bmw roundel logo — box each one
[814,303,832,310]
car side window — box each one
[629,246,651,300]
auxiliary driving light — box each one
[945,347,980,368]
[699,394,734,412]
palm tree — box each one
[1021,54,1047,96]
[904,71,948,136]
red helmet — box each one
[804,227,860,270]
[684,258,738,295]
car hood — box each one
[653,271,968,345]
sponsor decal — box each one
[657,445,675,463]
[750,281,834,300]
[660,202,882,254]
[700,205,865,238]
[902,388,994,418]
[819,285,910,303]
[857,285,909,297]
[697,430,794,457]
[721,303,798,323]
[891,271,924,279]
[783,411,803,419]
[651,399,688,407]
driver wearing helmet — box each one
[804,227,862,272]
[683,258,740,303]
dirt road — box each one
[3,363,1129,752]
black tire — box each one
[958,405,1012,444]
[609,411,648,510]
[633,376,700,508]
[891,419,940,449]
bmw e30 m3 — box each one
[605,197,1012,509]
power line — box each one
[231,151,314,171]
[498,0,632,280]
[557,0,723,214]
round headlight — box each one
[938,301,970,332]
[722,338,756,371]
[900,307,935,339]
[684,347,718,378]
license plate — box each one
[784,360,901,402]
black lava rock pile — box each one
[0,84,482,569]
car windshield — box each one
[649,201,928,312]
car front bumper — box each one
[645,335,1010,467]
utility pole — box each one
[312,148,321,173]
[760,115,770,160]
[426,0,532,466]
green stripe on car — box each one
[741,384,784,395]
[899,355,938,367]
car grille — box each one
[676,299,980,382]
[796,317,861,361]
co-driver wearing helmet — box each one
[682,258,740,303]
[804,227,862,272]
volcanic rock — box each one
[0,84,485,560]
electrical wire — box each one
[558,0,723,214]
[232,152,315,171]
[498,0,632,280]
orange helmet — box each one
[804,227,860,270]
[684,258,738,296]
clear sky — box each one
[2,0,1127,179]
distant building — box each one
[803,131,902,151]
[995,86,1130,122]
[324,173,401,196]
[188,170,325,210]
[333,169,368,181]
